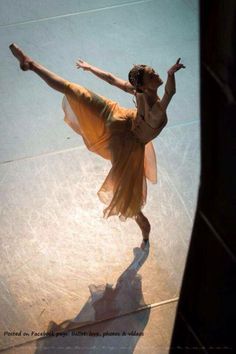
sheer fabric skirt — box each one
[62,82,157,220]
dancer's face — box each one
[140,66,163,91]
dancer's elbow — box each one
[165,87,176,96]
[107,73,116,85]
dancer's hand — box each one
[168,58,186,75]
[76,59,91,71]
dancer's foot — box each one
[140,239,149,250]
[135,212,151,243]
[9,43,33,71]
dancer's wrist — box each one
[167,69,175,76]
[85,64,92,72]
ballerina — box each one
[9,43,185,245]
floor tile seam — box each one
[0,0,153,28]
[204,63,235,104]
[162,167,193,225]
[165,119,199,131]
[0,121,199,166]
[199,210,236,262]
[178,311,208,354]
[0,297,179,352]
[0,145,85,166]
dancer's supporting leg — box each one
[135,211,151,243]
[9,43,68,94]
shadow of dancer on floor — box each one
[34,243,151,353]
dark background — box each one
[170,1,236,352]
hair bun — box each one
[128,64,146,91]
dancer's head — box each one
[128,64,163,93]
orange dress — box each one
[62,78,175,220]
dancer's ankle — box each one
[28,60,35,71]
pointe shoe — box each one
[9,43,32,71]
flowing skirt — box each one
[62,82,157,220]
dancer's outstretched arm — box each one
[161,58,185,111]
[76,59,135,94]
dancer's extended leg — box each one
[10,43,150,244]
[9,43,68,94]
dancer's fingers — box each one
[176,57,181,64]
[176,63,186,70]
[76,59,83,65]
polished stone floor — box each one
[0,0,199,352]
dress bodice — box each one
[131,74,176,144]
[131,94,168,144]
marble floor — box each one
[0,0,199,353]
